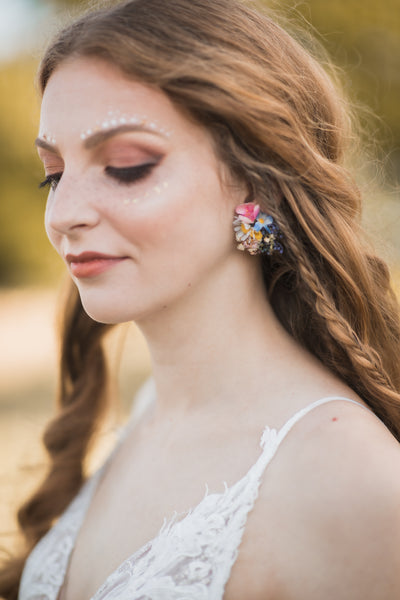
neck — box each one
[134,254,302,422]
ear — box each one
[227,172,255,211]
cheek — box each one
[108,201,179,250]
[108,179,230,249]
[109,187,234,289]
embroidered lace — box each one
[19,394,366,600]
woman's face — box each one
[37,58,246,324]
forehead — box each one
[40,57,182,136]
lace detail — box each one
[92,426,280,600]
[19,396,368,600]
[19,474,101,600]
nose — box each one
[45,173,100,238]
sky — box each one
[0,0,52,61]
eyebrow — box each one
[34,138,59,153]
[34,124,167,153]
[83,124,168,149]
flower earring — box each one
[233,202,283,256]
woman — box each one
[2,0,400,598]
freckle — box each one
[332,417,338,422]
[188,282,192,287]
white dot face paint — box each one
[79,110,172,141]
[39,131,57,145]
[121,181,170,206]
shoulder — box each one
[284,399,400,537]
[251,399,400,598]
[286,398,400,495]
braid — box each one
[267,188,400,439]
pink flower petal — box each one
[235,203,260,222]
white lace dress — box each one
[18,391,366,600]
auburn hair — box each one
[2,0,400,596]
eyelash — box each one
[39,173,62,191]
[105,162,157,185]
[38,162,157,191]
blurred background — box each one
[0,0,399,551]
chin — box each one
[79,295,131,325]
[77,282,177,325]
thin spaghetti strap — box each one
[276,396,372,445]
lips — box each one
[65,252,128,278]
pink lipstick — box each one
[65,252,128,278]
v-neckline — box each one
[56,423,277,600]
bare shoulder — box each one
[241,400,400,599]
[290,399,400,501]
[287,398,400,482]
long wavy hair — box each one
[2,0,400,596]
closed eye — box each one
[39,172,63,190]
[105,162,157,185]
[38,162,157,191]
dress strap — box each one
[254,396,371,482]
[276,396,370,446]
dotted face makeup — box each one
[38,111,171,207]
[39,132,57,145]
[79,110,172,141]
[39,111,171,148]
[123,181,169,205]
